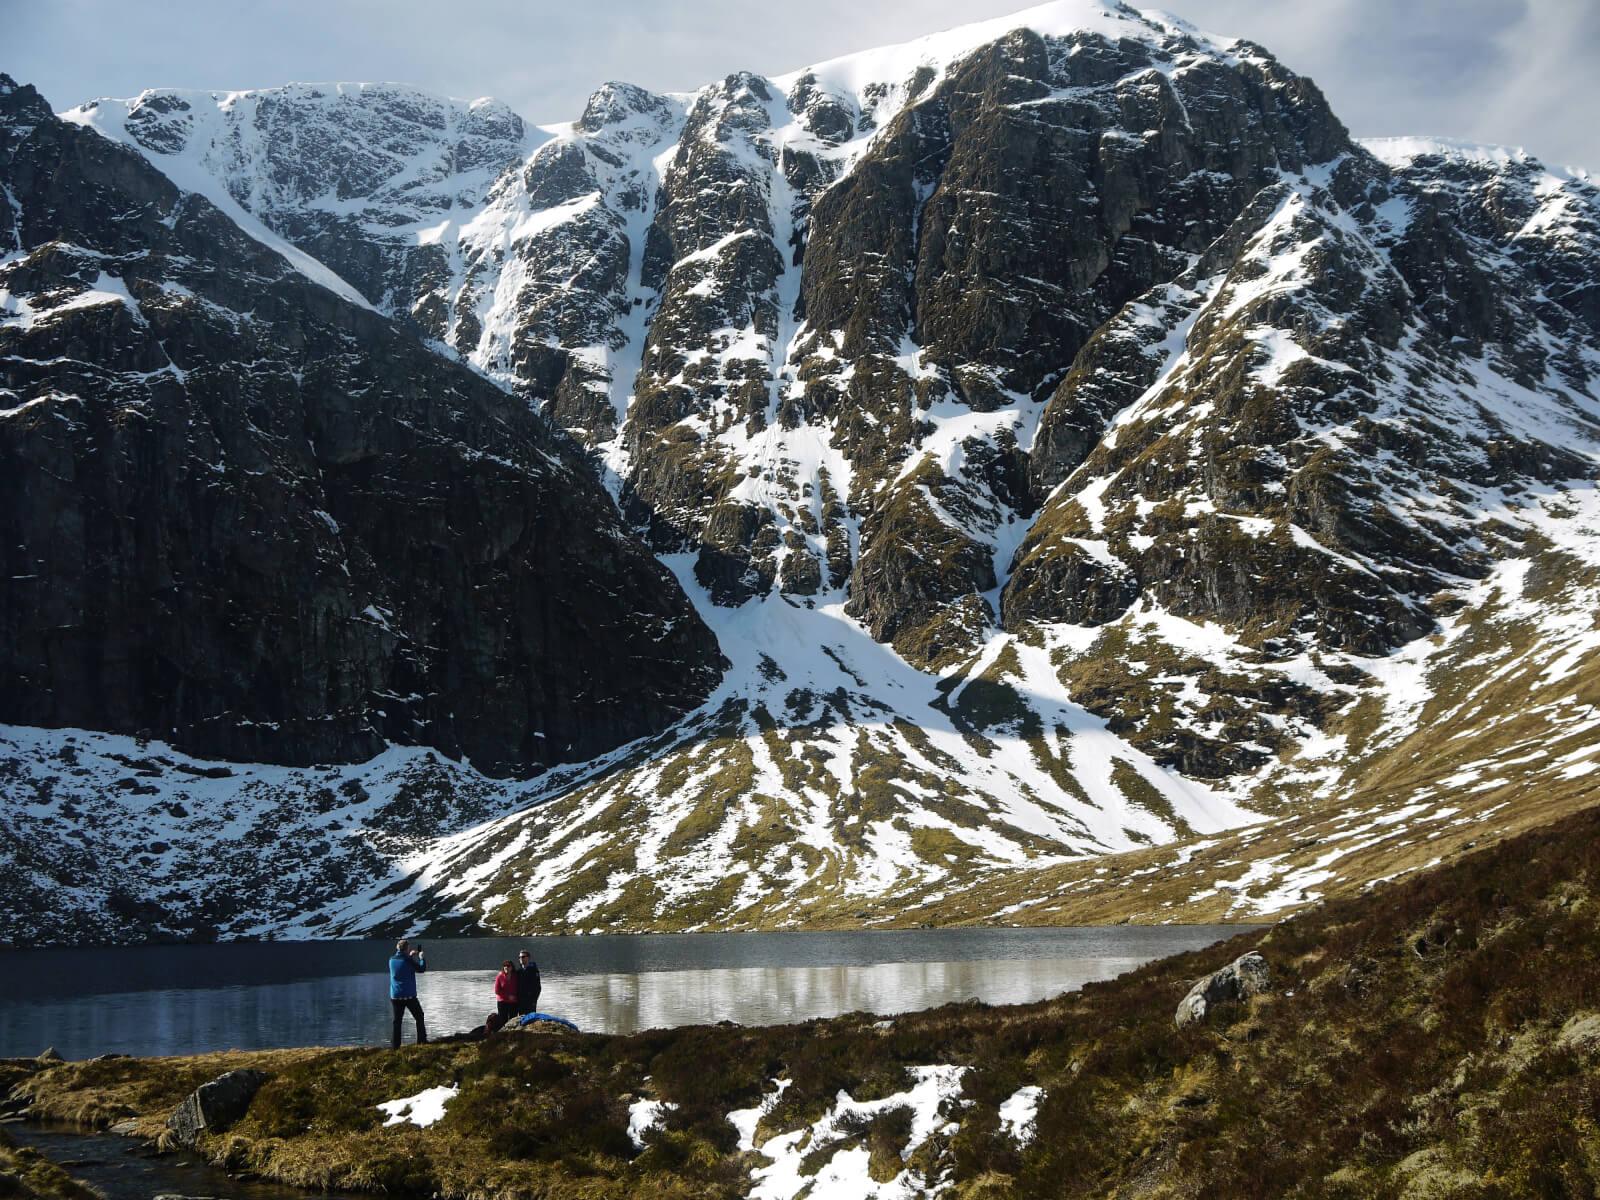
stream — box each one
[7,1121,361,1198]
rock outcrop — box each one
[1175,952,1271,1028]
[0,75,724,776]
[167,1069,267,1145]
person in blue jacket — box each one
[389,938,428,1048]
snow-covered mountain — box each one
[4,0,1599,944]
[0,73,722,777]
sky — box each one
[5,0,1597,170]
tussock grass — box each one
[0,1128,99,1200]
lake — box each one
[0,926,1250,1059]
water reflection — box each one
[430,955,1147,1036]
[0,927,1247,1059]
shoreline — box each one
[3,806,1596,1197]
[0,923,1255,1061]
[0,917,1276,955]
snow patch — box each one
[377,1084,458,1129]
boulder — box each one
[34,1048,62,1063]
[1557,1012,1600,1057]
[1175,952,1271,1028]
[166,1070,268,1146]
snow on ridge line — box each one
[65,80,528,137]
[52,0,1243,182]
[1361,135,1536,168]
[1362,134,1595,180]
[41,0,1262,359]
[59,100,378,311]
[55,78,550,315]
[770,0,1242,99]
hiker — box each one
[515,949,542,1016]
[389,938,428,1049]
[494,959,519,1023]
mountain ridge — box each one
[3,0,1599,944]
[0,71,723,779]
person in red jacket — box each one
[494,959,519,1024]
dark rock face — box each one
[792,25,1353,662]
[0,76,723,776]
[167,1069,268,1145]
[1004,147,1600,662]
[812,28,1346,406]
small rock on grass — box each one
[167,1070,268,1147]
[1175,952,1271,1028]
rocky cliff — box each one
[4,0,1599,943]
[0,75,723,779]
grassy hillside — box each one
[13,802,1600,1197]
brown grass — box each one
[0,1128,99,1200]
[14,806,1600,1197]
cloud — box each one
[1476,0,1600,166]
[4,0,1597,168]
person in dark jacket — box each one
[514,949,541,1016]
[389,939,428,1049]
[494,959,519,1023]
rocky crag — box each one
[3,0,1599,942]
[0,75,722,778]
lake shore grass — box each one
[10,803,1600,1198]
[0,1127,99,1200]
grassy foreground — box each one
[12,804,1600,1198]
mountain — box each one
[4,0,1599,945]
[0,74,722,777]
